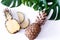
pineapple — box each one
[20,18,30,29]
[17,12,30,29]
[4,9,20,34]
[17,12,25,23]
[25,11,47,40]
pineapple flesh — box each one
[4,9,20,34]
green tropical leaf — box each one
[1,0,13,6]
[17,0,21,7]
[42,0,48,9]
[56,6,60,20]
[30,0,37,3]
[11,0,16,7]
[33,4,39,10]
[49,6,57,20]
[1,0,22,7]
[1,0,60,20]
[22,0,26,5]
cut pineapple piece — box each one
[17,12,25,23]
[6,19,20,34]
[4,9,20,34]
[21,19,30,29]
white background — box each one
[0,0,60,40]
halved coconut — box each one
[20,18,30,29]
[6,19,20,34]
[17,12,25,23]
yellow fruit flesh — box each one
[21,19,30,29]
[17,12,24,23]
[6,20,20,34]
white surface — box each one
[0,1,60,40]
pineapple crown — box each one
[4,8,12,20]
[36,11,47,26]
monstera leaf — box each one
[1,0,21,7]
[1,0,60,20]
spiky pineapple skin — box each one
[25,23,41,40]
[25,11,47,40]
